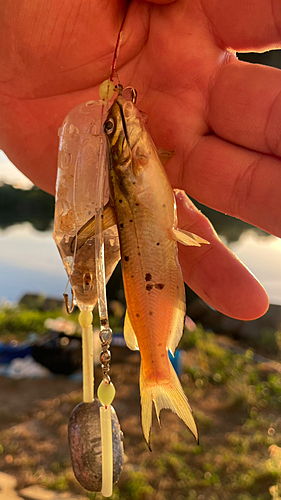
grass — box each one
[0,304,124,342]
[0,305,79,341]
[111,327,281,500]
[72,329,281,498]
[1,307,281,499]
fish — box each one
[77,91,208,445]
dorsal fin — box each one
[157,148,174,165]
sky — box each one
[0,150,33,189]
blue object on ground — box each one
[111,333,184,377]
[169,349,184,377]
[0,343,32,364]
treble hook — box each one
[122,86,137,103]
[63,289,75,314]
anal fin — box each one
[168,281,186,356]
[124,311,139,351]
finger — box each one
[201,0,281,51]
[0,0,126,98]
[178,135,281,238]
[208,60,281,158]
[137,0,175,3]
[175,190,269,320]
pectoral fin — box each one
[71,203,117,253]
[124,311,139,351]
[171,228,209,247]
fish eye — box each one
[103,118,115,135]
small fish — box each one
[77,92,208,445]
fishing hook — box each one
[63,289,75,314]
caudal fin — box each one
[140,360,198,446]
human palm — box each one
[0,0,280,319]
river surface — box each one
[0,223,280,306]
[1,152,280,307]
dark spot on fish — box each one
[155,283,165,290]
[124,256,129,262]
[88,211,91,215]
[156,242,160,246]
[149,311,153,316]
[146,284,153,291]
[132,181,136,185]
[130,219,133,222]
[162,204,166,208]
[131,275,134,279]
[101,318,107,326]
[158,343,162,347]
[119,199,122,203]
[136,313,140,318]
[120,223,124,228]
[138,252,141,256]
[151,360,154,364]
[145,273,152,282]
[135,203,139,206]
[161,354,165,358]
[176,285,179,289]
[101,214,103,218]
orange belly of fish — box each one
[124,271,175,384]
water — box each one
[0,223,280,306]
[229,231,281,305]
[0,223,66,304]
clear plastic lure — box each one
[54,97,120,312]
[53,81,123,495]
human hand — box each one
[0,0,280,320]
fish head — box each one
[104,95,148,193]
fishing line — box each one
[109,0,132,82]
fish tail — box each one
[140,360,198,447]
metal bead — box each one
[100,350,111,365]
[99,328,112,344]
[101,365,110,374]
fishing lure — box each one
[53,86,124,496]
[53,2,131,493]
